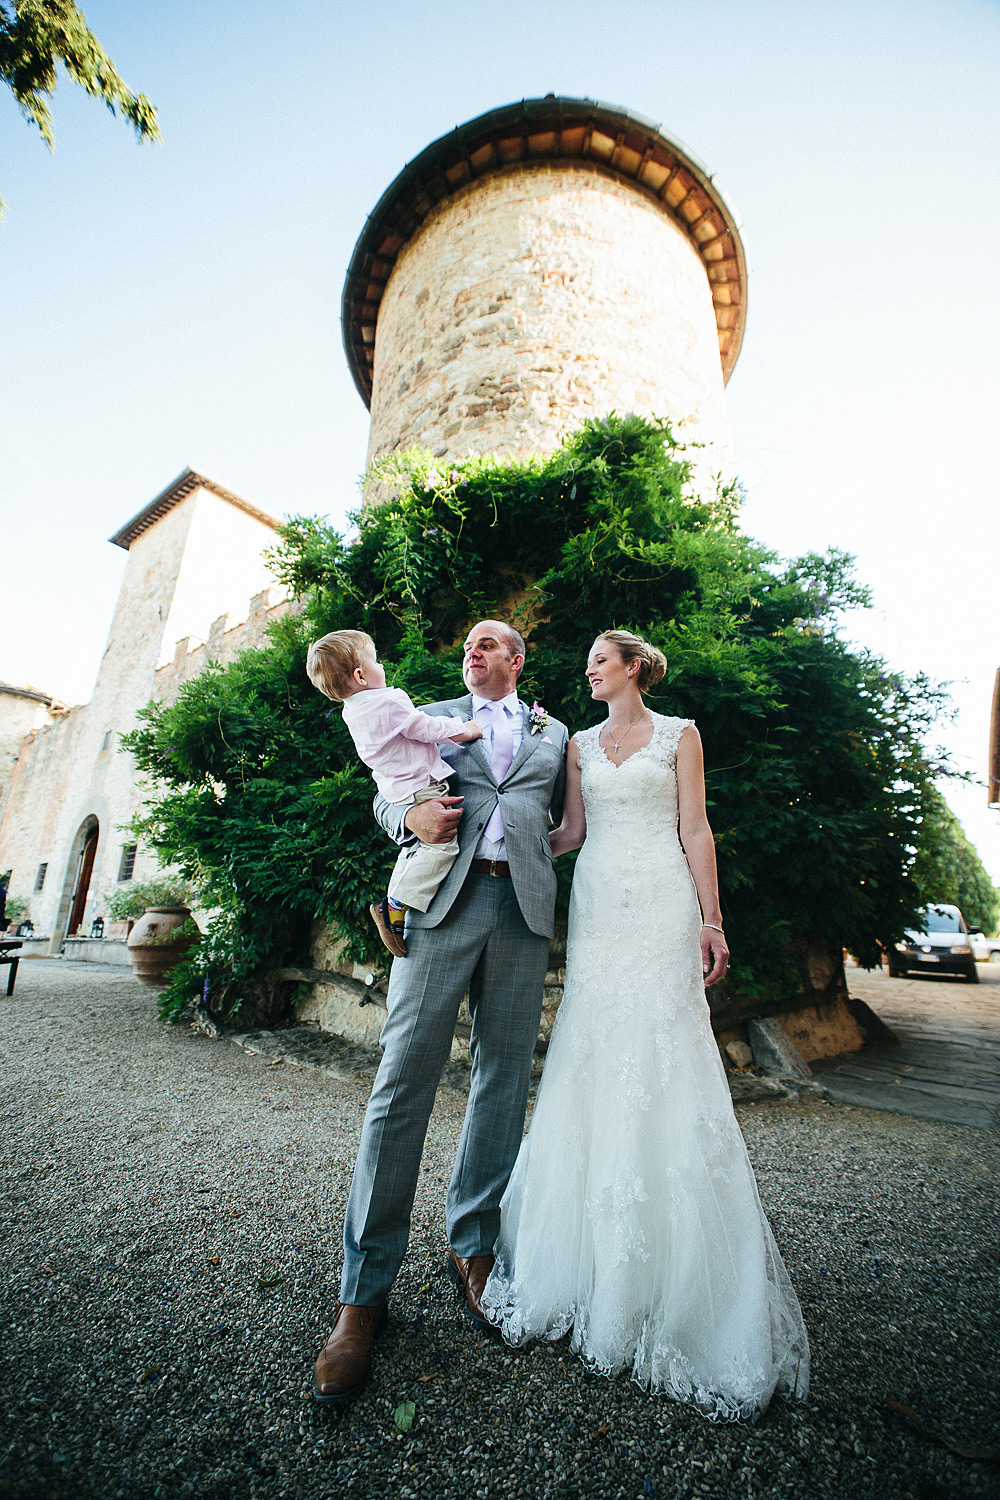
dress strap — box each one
[654,714,695,764]
[574,723,603,771]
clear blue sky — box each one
[2,0,998,878]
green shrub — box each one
[125,415,949,1021]
[103,877,198,922]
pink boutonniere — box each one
[528,701,551,736]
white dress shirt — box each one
[470,691,524,861]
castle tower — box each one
[343,97,747,490]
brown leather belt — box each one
[470,858,512,878]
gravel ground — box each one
[1,960,998,1500]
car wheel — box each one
[966,964,980,983]
[989,950,1000,965]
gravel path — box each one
[1,960,998,1500]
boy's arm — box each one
[362,693,472,749]
[395,705,475,744]
[353,694,464,756]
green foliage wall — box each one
[912,787,999,933]
[125,416,947,1019]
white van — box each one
[889,903,979,982]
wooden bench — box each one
[0,938,22,995]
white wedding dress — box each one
[481,714,810,1420]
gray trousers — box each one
[341,870,550,1305]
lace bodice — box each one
[569,714,700,1008]
[576,712,694,855]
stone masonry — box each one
[366,163,733,494]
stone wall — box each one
[366,163,732,496]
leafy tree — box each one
[1,0,159,211]
[911,786,999,933]
[125,415,949,1022]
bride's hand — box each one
[701,926,729,987]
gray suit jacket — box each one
[374,693,568,939]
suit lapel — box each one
[453,693,493,778]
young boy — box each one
[306,629,482,958]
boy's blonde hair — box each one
[306,630,376,702]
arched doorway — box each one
[64,818,99,938]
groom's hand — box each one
[405,795,463,844]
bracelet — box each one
[702,923,725,934]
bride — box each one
[480,630,810,1419]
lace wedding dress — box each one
[481,714,810,1420]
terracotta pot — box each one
[127,905,198,986]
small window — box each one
[118,845,137,882]
[34,863,48,892]
[101,730,113,752]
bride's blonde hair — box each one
[598,630,667,694]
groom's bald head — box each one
[463,620,525,699]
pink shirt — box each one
[340,687,466,802]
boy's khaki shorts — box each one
[386,781,460,912]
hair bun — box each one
[598,630,667,694]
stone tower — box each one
[342,96,747,491]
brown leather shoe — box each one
[312,1302,388,1405]
[370,899,407,958]
[446,1249,497,1334]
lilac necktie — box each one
[483,701,513,844]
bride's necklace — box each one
[602,709,650,755]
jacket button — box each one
[476,822,484,830]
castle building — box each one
[0,470,288,954]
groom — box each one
[313,621,568,1404]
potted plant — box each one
[105,878,201,986]
[3,894,29,934]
